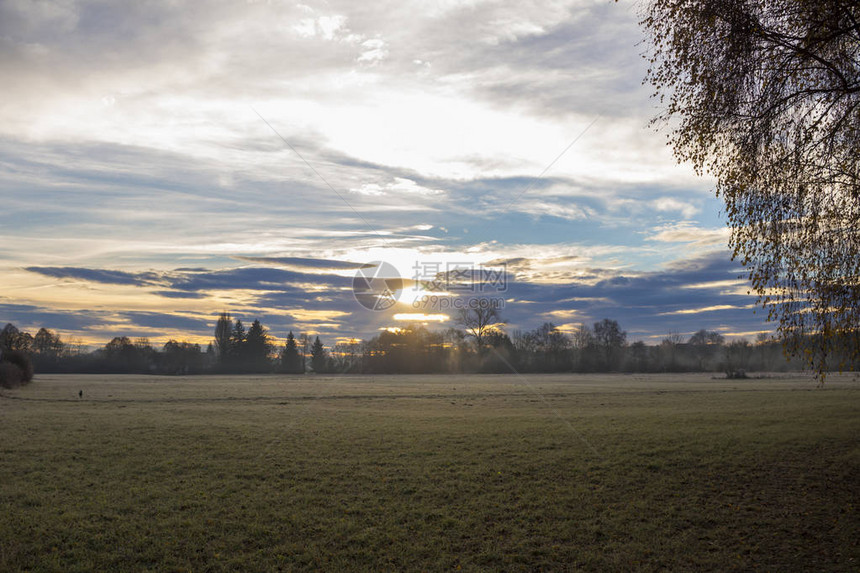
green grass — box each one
[1,373,858,571]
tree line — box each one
[5,308,853,387]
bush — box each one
[0,362,24,388]
[0,350,34,388]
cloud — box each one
[234,256,369,272]
[25,266,163,287]
[647,222,730,247]
[0,1,765,345]
[651,197,700,218]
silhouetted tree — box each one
[659,332,683,372]
[0,349,33,388]
[161,340,203,375]
[310,336,328,373]
[628,341,649,372]
[214,312,232,367]
[331,339,363,373]
[245,319,272,372]
[456,305,503,355]
[482,328,515,372]
[101,336,149,373]
[725,339,752,378]
[641,0,860,379]
[571,323,596,372]
[593,319,627,371]
[0,323,32,353]
[30,327,66,371]
[229,319,247,370]
[280,331,304,374]
[689,329,725,371]
[299,333,311,372]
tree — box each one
[310,336,329,373]
[102,336,147,373]
[0,323,32,353]
[660,331,683,372]
[230,319,247,369]
[628,341,649,372]
[688,330,726,347]
[245,319,272,372]
[641,0,860,379]
[455,305,503,354]
[280,331,304,373]
[0,349,33,388]
[33,328,64,358]
[482,328,516,372]
[298,333,311,372]
[725,339,753,378]
[161,340,202,375]
[571,323,596,372]
[593,319,627,371]
[688,329,726,371]
[214,312,232,366]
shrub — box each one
[0,362,24,388]
[0,350,34,388]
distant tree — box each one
[0,324,32,353]
[245,319,272,372]
[628,341,649,372]
[689,330,726,347]
[310,336,329,373]
[205,343,216,368]
[214,312,232,366]
[641,0,860,379]
[298,333,311,372]
[161,340,202,375]
[456,305,503,355]
[102,336,146,373]
[362,325,447,373]
[134,338,156,370]
[0,349,33,388]
[482,328,516,372]
[689,330,726,371]
[229,319,247,369]
[571,323,596,372]
[443,327,469,372]
[29,328,68,372]
[331,339,363,373]
[280,331,304,374]
[660,332,684,372]
[32,328,64,357]
[593,319,627,371]
[725,339,752,378]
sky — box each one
[0,0,773,348]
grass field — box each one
[1,372,858,571]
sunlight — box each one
[393,313,449,322]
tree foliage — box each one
[310,336,329,373]
[214,312,232,365]
[280,331,304,374]
[455,306,503,354]
[641,0,860,378]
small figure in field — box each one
[78,390,83,399]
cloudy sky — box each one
[0,0,771,347]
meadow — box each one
[1,372,858,571]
